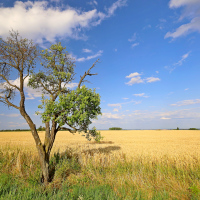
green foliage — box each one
[37,126,45,131]
[28,42,75,95]
[83,127,104,142]
[177,127,179,130]
[29,42,102,141]
[189,128,199,130]
[38,85,101,140]
[109,127,122,130]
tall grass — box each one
[0,145,200,199]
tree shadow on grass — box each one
[49,145,121,182]
[89,141,114,144]
[82,146,121,156]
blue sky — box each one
[0,0,200,130]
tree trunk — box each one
[19,108,51,186]
[39,151,50,186]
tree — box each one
[0,31,102,186]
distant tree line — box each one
[109,127,122,130]
[0,129,31,132]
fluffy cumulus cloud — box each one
[146,77,160,83]
[0,0,127,44]
[125,72,160,85]
[0,76,78,100]
[165,0,200,39]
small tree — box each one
[0,31,102,185]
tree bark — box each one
[39,151,50,185]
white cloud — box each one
[108,100,141,111]
[185,88,189,90]
[128,33,137,42]
[156,71,159,74]
[133,93,145,97]
[146,77,160,83]
[126,72,141,78]
[169,0,200,8]
[0,1,126,44]
[126,76,144,85]
[107,0,127,17]
[108,103,122,108]
[171,99,200,106]
[102,113,123,119]
[157,19,167,30]
[113,108,119,112]
[93,1,98,5]
[175,52,190,66]
[126,72,160,85]
[160,117,171,120]
[159,108,200,119]
[82,48,92,53]
[0,76,78,100]
[122,98,129,100]
[128,33,139,48]
[77,50,103,62]
[165,52,190,72]
[131,43,139,48]
[50,0,61,2]
[91,108,200,130]
[165,0,200,39]
[64,82,78,89]
[88,1,98,6]
[133,93,149,98]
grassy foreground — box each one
[1,145,200,200]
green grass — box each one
[0,146,200,199]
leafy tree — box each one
[0,31,102,185]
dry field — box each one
[1,130,200,199]
[1,130,200,160]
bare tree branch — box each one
[78,59,99,88]
[58,127,77,134]
[0,73,20,91]
[0,95,20,109]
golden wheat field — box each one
[1,130,200,160]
